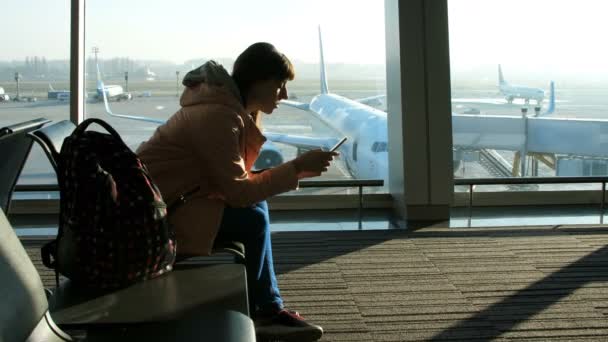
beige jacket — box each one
[137,62,298,256]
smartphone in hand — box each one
[329,137,347,152]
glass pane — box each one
[449,0,608,192]
[84,0,386,195]
[0,0,70,185]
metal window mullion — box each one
[70,0,85,124]
[358,185,363,230]
[602,182,606,224]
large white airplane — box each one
[273,27,388,181]
[499,64,545,104]
[0,87,9,102]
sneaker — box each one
[255,309,324,342]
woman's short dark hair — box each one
[232,42,295,105]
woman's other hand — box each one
[292,149,339,179]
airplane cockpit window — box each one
[371,141,388,152]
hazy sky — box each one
[2,0,607,76]
[448,0,608,77]
[2,0,385,64]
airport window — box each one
[84,0,387,195]
[449,0,608,194]
[0,0,70,186]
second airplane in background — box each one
[96,65,132,102]
[499,64,545,105]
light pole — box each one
[14,72,21,100]
[92,46,99,66]
[531,106,542,176]
[175,71,180,97]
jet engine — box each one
[253,141,284,170]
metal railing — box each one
[16,179,385,229]
[297,179,384,229]
[15,184,59,192]
[455,176,608,224]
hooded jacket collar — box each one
[179,61,267,153]
[179,61,244,112]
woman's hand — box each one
[292,149,339,179]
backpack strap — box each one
[167,187,201,215]
[72,118,126,145]
[41,240,60,287]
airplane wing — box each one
[101,93,338,150]
[99,76,341,152]
[354,94,385,106]
[264,132,341,151]
[452,98,507,105]
[100,87,165,124]
[284,94,384,107]
[280,99,309,111]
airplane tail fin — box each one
[96,64,105,93]
[318,26,329,95]
[96,63,112,111]
[542,81,555,115]
[498,64,506,86]
[96,63,165,124]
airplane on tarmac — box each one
[272,27,389,180]
[102,28,608,180]
[0,87,9,102]
[498,64,545,105]
[96,65,132,101]
[145,67,156,81]
[48,84,70,100]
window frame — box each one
[11,0,393,215]
[14,0,608,217]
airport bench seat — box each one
[18,120,254,339]
[49,263,251,322]
[0,117,51,214]
[0,208,256,342]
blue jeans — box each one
[215,201,283,314]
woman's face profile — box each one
[250,79,288,114]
